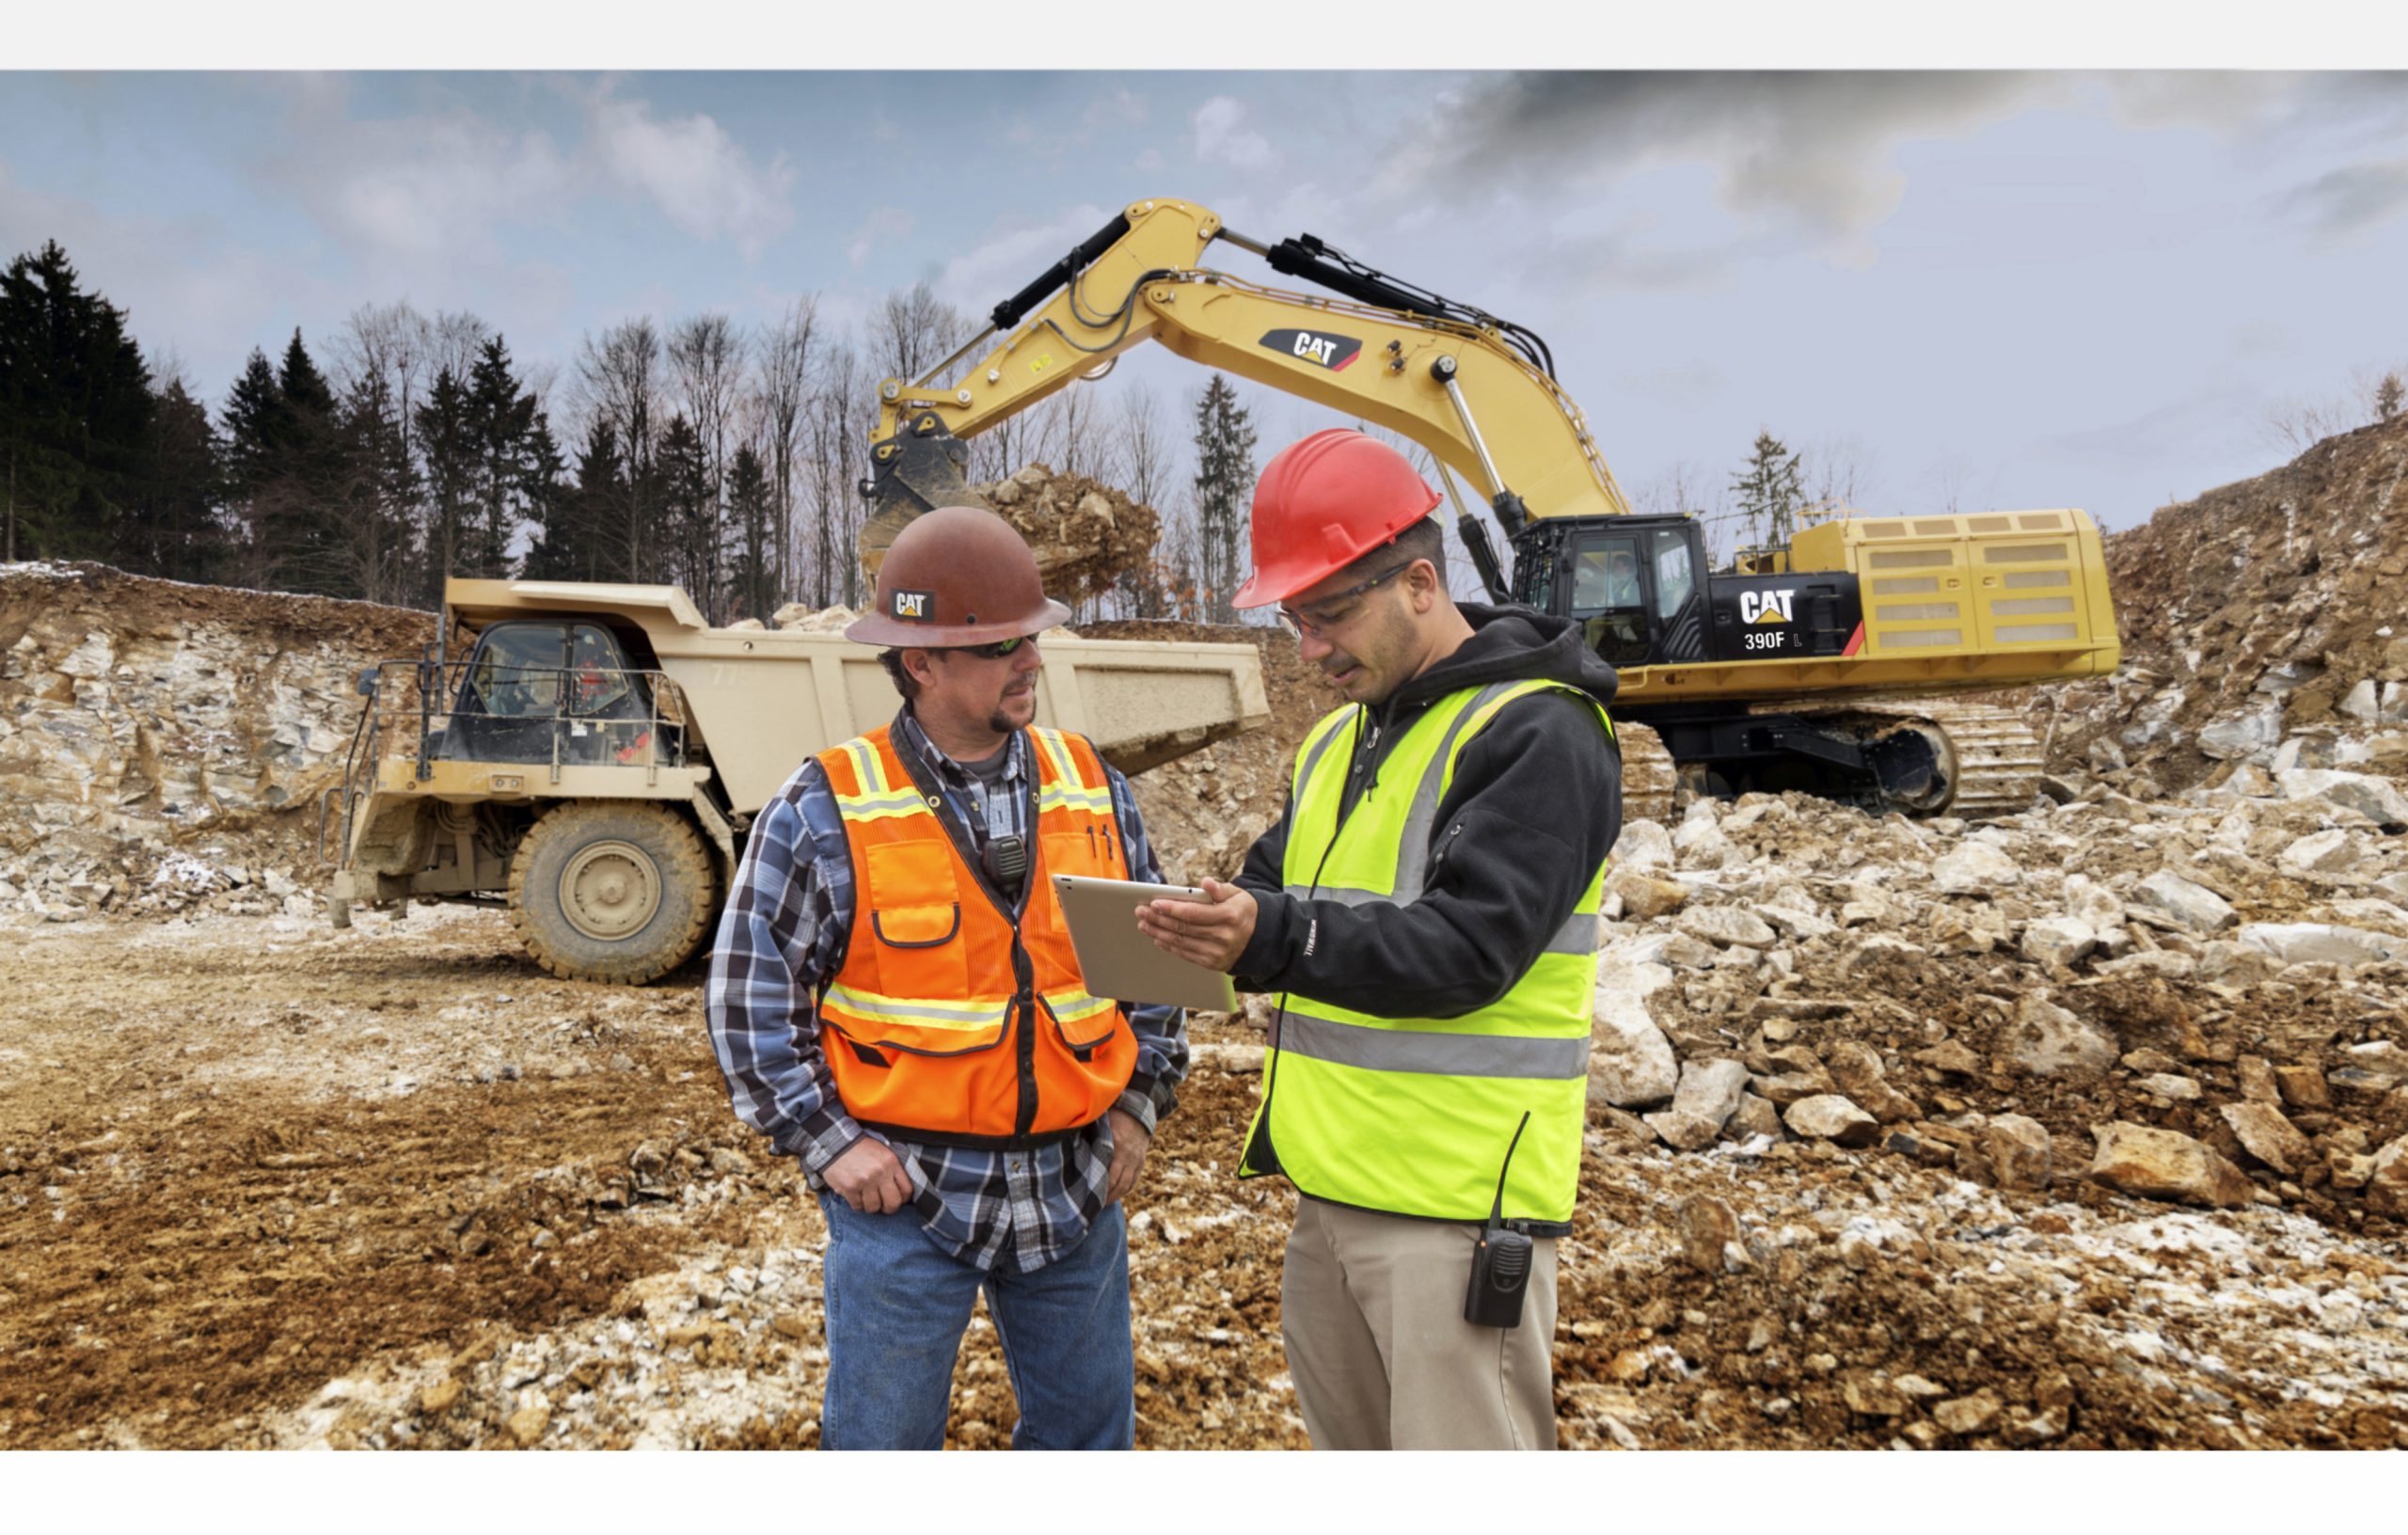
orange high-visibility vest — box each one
[816,721,1137,1145]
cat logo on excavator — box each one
[1259,328,1362,372]
[1739,589,1797,625]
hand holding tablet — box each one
[1053,875,1244,1012]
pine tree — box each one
[655,414,710,598]
[218,348,286,588]
[129,376,227,583]
[525,419,626,583]
[0,241,156,562]
[1189,374,1257,624]
[414,366,475,603]
[249,328,349,595]
[724,443,775,622]
[2378,372,2404,423]
[1730,430,1805,552]
[333,365,420,605]
[462,335,539,578]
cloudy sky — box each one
[5,66,2405,533]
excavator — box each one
[863,198,2120,819]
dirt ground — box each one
[6,904,2401,1451]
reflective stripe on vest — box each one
[816,723,1137,1141]
[1240,679,1612,1225]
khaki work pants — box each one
[1279,1196,1559,1450]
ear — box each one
[1404,558,1443,613]
[902,648,941,688]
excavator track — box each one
[1787,698,2047,818]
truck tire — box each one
[507,801,717,985]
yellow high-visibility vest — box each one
[1240,680,1611,1226]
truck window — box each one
[470,624,569,718]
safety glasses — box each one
[946,635,1034,660]
[1276,562,1413,640]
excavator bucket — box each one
[860,412,992,585]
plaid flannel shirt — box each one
[707,709,1188,1273]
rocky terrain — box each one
[4,420,2407,1449]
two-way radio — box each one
[1463,1111,1534,1329]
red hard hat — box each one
[844,505,1072,647]
[1232,429,1442,609]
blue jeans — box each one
[815,1193,1135,1450]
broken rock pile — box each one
[1585,775,2408,1229]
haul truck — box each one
[325,578,1268,983]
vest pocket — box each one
[871,903,960,949]
[1039,991,1126,1056]
[863,839,971,992]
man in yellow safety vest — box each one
[1139,429,1623,1450]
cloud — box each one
[587,93,795,258]
[1377,72,2065,245]
[848,207,914,270]
[1193,95,1277,171]
[262,93,576,264]
[1084,88,1149,134]
[928,202,1119,322]
[2282,157,2408,239]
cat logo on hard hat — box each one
[893,590,935,622]
[1259,328,1362,372]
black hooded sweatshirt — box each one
[1230,603,1623,1018]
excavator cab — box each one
[1515,514,1713,669]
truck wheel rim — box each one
[561,840,661,941]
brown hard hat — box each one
[844,505,1071,648]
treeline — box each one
[0,240,1263,625]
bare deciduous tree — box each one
[756,297,820,605]
[574,319,663,582]
[873,281,972,384]
[667,313,746,621]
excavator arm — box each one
[863,198,1630,599]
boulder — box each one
[1643,1058,1752,1150]
[1932,842,2021,895]
[1674,1194,1745,1274]
[2366,1135,2408,1219]
[2218,1102,2314,1178]
[2273,1065,2331,1111]
[1674,906,1778,950]
[2238,923,2408,968]
[1756,902,1837,942]
[2130,871,2236,934]
[2087,1122,2255,1209]
[2279,828,2368,875]
[1608,866,1691,921]
[2021,915,2099,969]
[2007,994,2118,1079]
[1823,1040,1919,1122]
[1590,965,1680,1109]
[2338,679,2382,723]
[2278,768,2408,830]
[1611,818,1675,872]
[1727,1093,1785,1142]
[1985,1114,2054,1191]
[1783,1094,1880,1147]
[2198,704,2281,761]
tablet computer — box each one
[1053,874,1241,1013]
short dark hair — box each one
[1335,514,1447,591]
[879,647,921,701]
